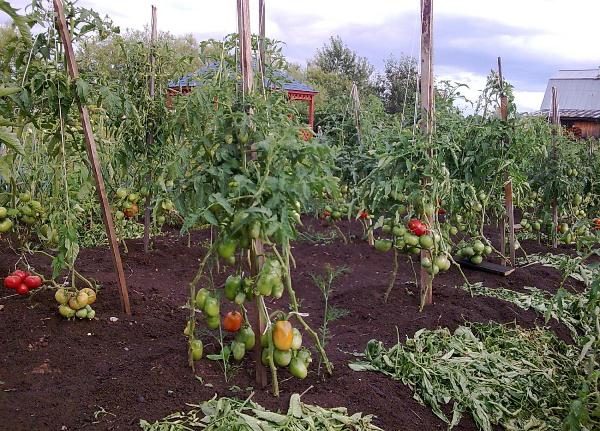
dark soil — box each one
[0,218,586,431]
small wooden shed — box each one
[167,64,318,130]
[539,69,600,138]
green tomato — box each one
[381,224,392,234]
[0,218,13,233]
[374,239,392,252]
[404,233,419,247]
[434,255,451,271]
[261,348,272,366]
[195,288,209,309]
[205,315,220,330]
[224,275,241,301]
[289,357,308,379]
[76,308,88,319]
[203,296,220,317]
[392,226,406,237]
[231,341,245,361]
[234,291,246,305]
[419,234,434,250]
[462,247,475,257]
[274,349,292,367]
[116,188,128,199]
[421,257,432,268]
[470,255,483,265]
[217,238,237,259]
[19,192,31,203]
[248,220,261,240]
[127,193,139,203]
[58,304,76,318]
[236,325,256,350]
[472,240,485,254]
[0,207,7,219]
[291,328,302,350]
[191,339,203,361]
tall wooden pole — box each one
[258,0,266,81]
[53,0,131,315]
[143,5,157,253]
[419,0,433,306]
[550,86,559,248]
[497,57,516,265]
[237,0,268,389]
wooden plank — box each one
[237,0,268,390]
[419,0,434,306]
[143,5,157,253]
[53,0,131,315]
[457,259,515,276]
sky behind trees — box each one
[2,0,599,112]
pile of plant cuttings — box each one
[140,393,384,431]
[458,282,588,338]
[350,322,594,431]
[517,253,598,287]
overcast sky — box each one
[2,0,600,112]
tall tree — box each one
[375,55,418,117]
[310,36,373,92]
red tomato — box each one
[438,208,447,215]
[24,275,43,289]
[408,219,428,236]
[16,284,29,295]
[359,211,368,220]
[222,311,243,332]
[3,275,21,289]
[12,270,29,281]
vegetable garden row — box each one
[1,0,599,430]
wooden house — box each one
[539,69,600,138]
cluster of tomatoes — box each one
[375,217,451,275]
[186,287,256,363]
[457,239,493,265]
[261,320,311,379]
[54,287,97,319]
[3,269,43,295]
[114,187,141,220]
[0,193,46,235]
[320,203,348,222]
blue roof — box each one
[168,62,317,94]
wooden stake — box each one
[53,0,131,315]
[497,57,515,265]
[237,0,268,389]
[550,86,559,248]
[258,0,266,81]
[419,0,434,306]
[143,5,157,253]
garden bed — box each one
[0,219,583,430]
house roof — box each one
[540,68,600,117]
[168,62,317,94]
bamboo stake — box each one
[237,0,268,390]
[419,0,434,306]
[143,5,157,253]
[53,0,131,315]
[497,57,515,265]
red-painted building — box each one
[167,64,318,131]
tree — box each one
[375,55,418,118]
[310,36,374,92]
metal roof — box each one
[551,69,600,79]
[540,69,600,114]
[168,62,317,94]
[532,109,600,120]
